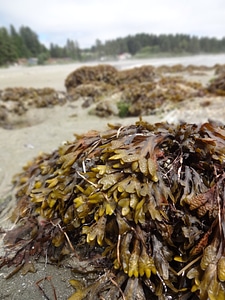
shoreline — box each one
[1,53,225,90]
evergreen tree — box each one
[0,27,17,65]
[10,25,19,57]
[65,39,81,60]
[50,43,64,58]
[19,26,41,57]
[1,23,225,66]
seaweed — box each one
[1,120,225,299]
[65,64,119,92]
[208,73,225,96]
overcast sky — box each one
[0,0,224,48]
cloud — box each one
[0,0,224,48]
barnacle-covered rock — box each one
[1,120,225,299]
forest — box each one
[0,24,225,66]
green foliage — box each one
[19,26,41,56]
[49,40,81,60]
[135,45,161,58]
[0,27,17,65]
[10,25,25,58]
[65,39,81,60]
[50,43,64,58]
[1,23,225,66]
[117,101,130,118]
[93,33,225,57]
[0,24,48,66]
[37,52,50,65]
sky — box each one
[0,0,225,49]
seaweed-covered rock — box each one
[67,82,113,106]
[0,87,67,128]
[208,73,225,96]
[64,63,220,118]
[65,65,156,94]
[118,65,156,85]
[214,64,225,75]
[65,64,119,92]
[155,64,213,75]
[0,87,66,109]
[1,120,225,299]
[92,99,119,117]
[118,77,205,117]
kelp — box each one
[1,120,225,299]
[0,87,67,129]
[119,77,205,117]
[65,64,209,118]
[208,73,225,96]
[118,65,156,85]
[65,64,119,92]
[1,64,222,127]
[155,64,214,75]
[0,87,66,108]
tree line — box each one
[0,25,225,66]
[95,33,225,57]
[0,25,48,65]
[0,25,81,66]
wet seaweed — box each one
[1,120,225,299]
[208,72,225,96]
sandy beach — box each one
[0,57,223,200]
[0,55,225,299]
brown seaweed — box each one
[208,72,225,96]
[1,120,225,299]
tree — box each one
[95,39,103,58]
[189,36,200,53]
[50,43,64,58]
[126,36,141,55]
[19,26,41,57]
[159,34,171,52]
[65,39,81,60]
[10,24,25,58]
[37,51,50,65]
[0,27,17,65]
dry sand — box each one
[0,59,225,299]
